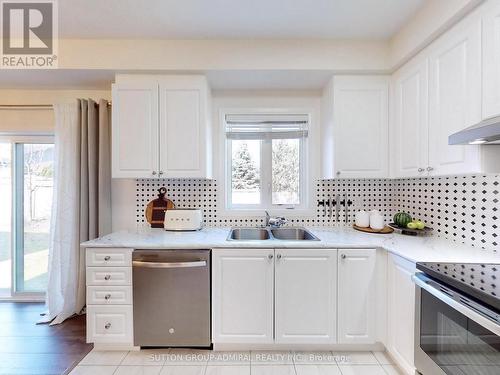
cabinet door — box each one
[159,77,210,178]
[337,249,376,344]
[333,76,389,178]
[392,59,429,178]
[387,254,416,375]
[212,249,274,344]
[428,18,482,175]
[275,249,337,344]
[483,1,500,119]
[111,83,159,178]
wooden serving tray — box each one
[353,224,394,234]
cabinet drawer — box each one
[87,286,132,305]
[86,267,132,286]
[87,305,133,344]
[86,248,132,267]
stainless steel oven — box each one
[414,262,500,375]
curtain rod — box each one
[0,102,112,109]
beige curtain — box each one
[75,98,112,315]
[44,98,111,324]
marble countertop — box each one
[81,226,500,264]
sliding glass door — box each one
[0,143,12,297]
[0,136,54,298]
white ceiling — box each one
[59,0,424,40]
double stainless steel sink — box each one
[227,227,319,241]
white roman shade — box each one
[0,108,54,132]
[225,113,309,140]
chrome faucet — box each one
[264,210,287,228]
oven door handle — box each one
[133,260,207,269]
[413,274,500,336]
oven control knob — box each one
[169,328,175,334]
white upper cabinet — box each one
[112,83,159,178]
[112,75,212,179]
[212,249,274,344]
[159,76,212,178]
[428,17,482,175]
[391,58,429,178]
[331,76,389,179]
[274,249,337,344]
[337,248,377,344]
[390,3,500,178]
[482,0,500,119]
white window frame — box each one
[0,132,54,301]
[218,108,318,217]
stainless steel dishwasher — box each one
[132,249,211,347]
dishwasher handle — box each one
[133,260,207,269]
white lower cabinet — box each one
[87,305,133,344]
[213,248,385,347]
[87,285,133,305]
[212,248,338,345]
[86,247,134,346]
[387,254,416,375]
[275,249,337,344]
[212,249,274,344]
[337,249,377,344]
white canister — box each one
[370,212,385,230]
[355,210,370,228]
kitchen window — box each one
[0,135,54,299]
[224,113,310,211]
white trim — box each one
[0,134,54,143]
[0,294,45,302]
[217,106,319,218]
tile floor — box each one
[70,349,403,375]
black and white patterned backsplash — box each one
[135,174,499,251]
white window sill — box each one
[217,207,317,219]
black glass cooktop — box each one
[417,262,500,312]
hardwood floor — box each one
[0,302,93,375]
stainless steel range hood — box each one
[449,116,500,145]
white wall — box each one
[0,89,110,132]
[57,39,390,72]
[389,0,484,68]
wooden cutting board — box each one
[353,224,394,234]
[145,187,175,228]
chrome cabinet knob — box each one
[159,171,164,175]
[277,254,282,259]
[427,166,434,172]
[104,322,111,329]
[152,171,157,175]
[336,171,341,176]
[104,275,111,280]
[341,254,346,259]
[418,168,425,173]
[104,256,110,261]
[104,294,111,300]
[268,254,274,259]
